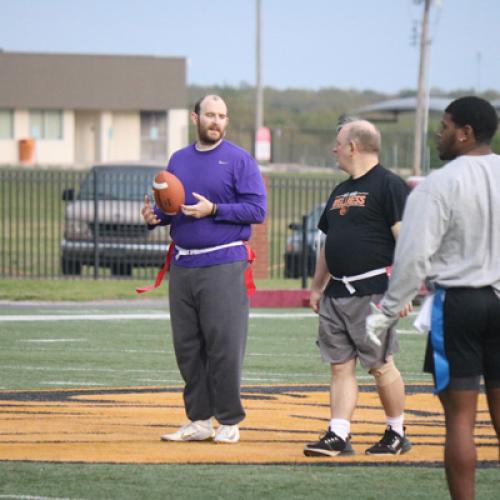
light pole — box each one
[254,0,271,163]
[413,0,431,176]
[476,51,481,93]
[255,0,263,137]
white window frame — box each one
[29,109,63,140]
[0,109,14,139]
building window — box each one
[140,111,167,161]
[30,110,63,139]
[0,109,13,139]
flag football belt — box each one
[136,241,256,296]
[331,266,392,294]
[175,240,244,258]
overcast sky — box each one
[2,0,499,94]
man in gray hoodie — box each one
[367,96,500,500]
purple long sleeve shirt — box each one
[152,140,267,267]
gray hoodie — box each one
[381,153,500,317]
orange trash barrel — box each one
[19,138,36,163]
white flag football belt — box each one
[331,266,391,294]
[175,240,244,259]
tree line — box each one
[187,84,500,169]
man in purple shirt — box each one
[141,95,267,444]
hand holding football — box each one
[152,171,185,215]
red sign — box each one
[255,126,271,162]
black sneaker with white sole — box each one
[365,426,412,455]
[304,429,355,457]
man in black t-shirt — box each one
[303,119,412,458]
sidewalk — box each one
[0,289,312,310]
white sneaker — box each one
[214,424,240,444]
[161,419,215,442]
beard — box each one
[437,135,459,161]
[439,150,458,161]
[197,123,225,145]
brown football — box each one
[152,171,185,215]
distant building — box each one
[0,52,188,166]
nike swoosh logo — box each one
[218,160,229,165]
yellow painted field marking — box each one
[0,385,497,465]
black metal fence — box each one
[267,175,335,280]
[0,167,341,281]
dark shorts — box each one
[424,287,500,390]
[317,294,399,370]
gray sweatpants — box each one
[168,260,249,425]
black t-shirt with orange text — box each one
[318,164,409,298]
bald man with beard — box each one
[142,95,267,444]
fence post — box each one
[301,214,308,289]
[93,171,100,279]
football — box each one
[152,171,185,215]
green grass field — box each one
[0,303,427,391]
[0,280,499,499]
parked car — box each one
[61,162,170,276]
[284,203,326,278]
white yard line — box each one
[137,378,182,383]
[0,312,318,322]
[19,339,87,343]
[0,313,170,322]
[0,312,420,324]
[251,312,316,318]
[247,353,316,357]
[242,377,286,382]
[0,365,180,373]
[44,381,105,386]
[0,496,81,500]
[243,371,321,377]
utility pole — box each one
[476,51,481,93]
[254,0,270,163]
[255,0,263,136]
[413,0,431,176]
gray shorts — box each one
[317,294,399,370]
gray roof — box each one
[0,52,186,110]
[355,96,452,115]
